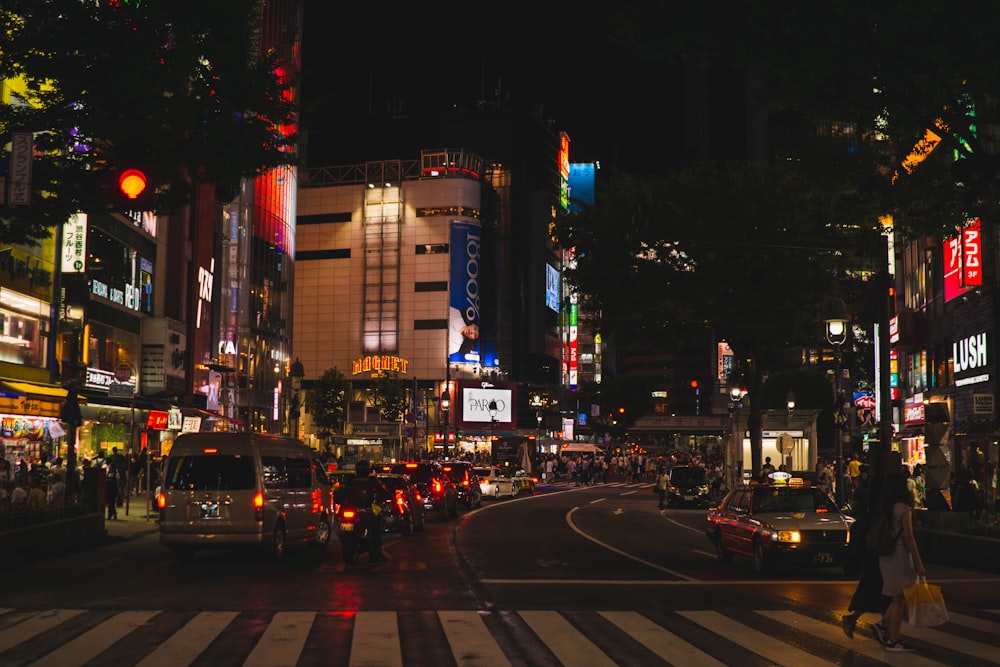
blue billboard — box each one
[449,221,482,364]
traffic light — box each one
[108,166,157,212]
[118,169,148,200]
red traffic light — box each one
[690,380,699,388]
[118,169,148,199]
[618,407,625,414]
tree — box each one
[310,368,349,440]
[370,372,408,423]
[0,0,299,245]
[556,161,884,474]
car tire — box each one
[714,531,733,563]
[752,537,770,574]
[311,514,331,548]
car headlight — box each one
[775,530,801,543]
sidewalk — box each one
[104,495,159,542]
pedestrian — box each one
[47,472,65,508]
[841,465,891,641]
[760,457,775,482]
[876,471,926,652]
[109,446,127,506]
[105,466,119,520]
[26,473,46,511]
[655,466,669,510]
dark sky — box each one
[299,3,670,170]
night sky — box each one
[299,2,674,172]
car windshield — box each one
[473,468,491,477]
[752,487,838,514]
[670,468,706,485]
[163,455,255,491]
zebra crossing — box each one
[1,606,998,666]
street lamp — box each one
[825,296,849,505]
[536,410,543,449]
[440,388,451,457]
[729,384,748,489]
[488,399,498,446]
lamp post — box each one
[729,384,748,489]
[440,388,451,457]
[488,399,498,448]
[536,410,543,450]
[825,296,849,506]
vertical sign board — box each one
[448,221,482,365]
[8,133,33,205]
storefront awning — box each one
[0,380,68,399]
[954,418,996,437]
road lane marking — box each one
[518,611,616,667]
[0,609,86,653]
[137,611,238,667]
[350,611,402,667]
[439,611,511,667]
[566,506,695,580]
[600,610,726,666]
[243,611,315,667]
[29,610,160,667]
[678,610,829,667]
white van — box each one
[157,432,333,561]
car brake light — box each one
[342,508,356,520]
[815,507,829,513]
[156,492,166,509]
[311,489,323,513]
[253,492,265,521]
[433,480,442,494]
[405,463,418,469]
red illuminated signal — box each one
[118,169,147,199]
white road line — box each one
[29,610,160,667]
[243,611,316,667]
[136,611,238,667]
[349,611,402,667]
[566,506,695,580]
[678,610,830,667]
[438,611,511,667]
[757,610,948,667]
[600,610,726,666]
[0,609,85,653]
[518,611,616,667]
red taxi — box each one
[705,476,854,574]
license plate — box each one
[815,552,833,564]
[200,502,219,518]
[340,523,354,532]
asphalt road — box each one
[3,479,999,666]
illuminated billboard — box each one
[449,220,482,364]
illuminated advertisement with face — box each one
[449,221,481,365]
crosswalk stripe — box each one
[678,610,830,667]
[946,610,1000,635]
[0,609,85,653]
[29,609,160,667]
[244,611,316,667]
[757,610,948,667]
[350,611,402,667]
[518,610,617,667]
[599,610,726,666]
[438,610,511,667]
[135,611,239,667]
[903,620,1000,662]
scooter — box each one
[334,486,378,565]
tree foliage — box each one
[370,372,409,423]
[310,368,349,436]
[0,0,299,245]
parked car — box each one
[441,461,483,509]
[705,479,855,575]
[388,462,458,518]
[475,466,518,499]
[667,465,711,509]
[375,473,425,536]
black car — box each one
[667,466,712,509]
[440,461,483,509]
[389,462,458,518]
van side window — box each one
[164,455,255,491]
[262,456,288,489]
[285,458,312,488]
[313,460,330,486]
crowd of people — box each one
[0,446,162,521]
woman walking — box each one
[876,470,926,652]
